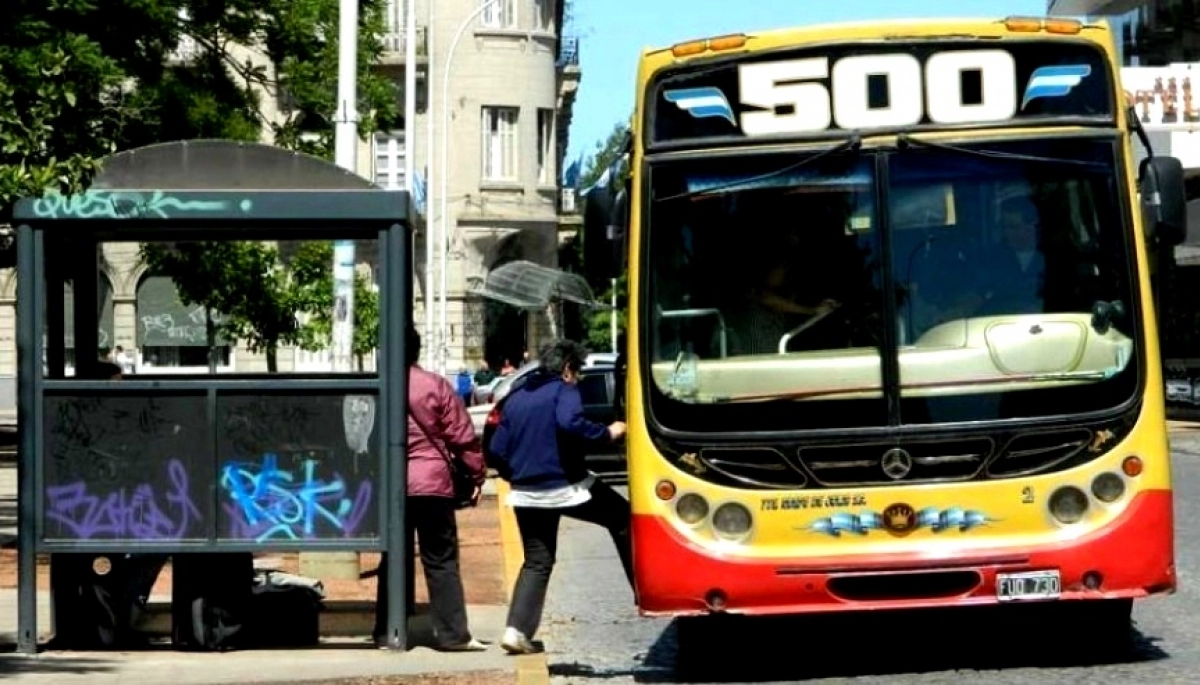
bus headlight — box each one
[675,493,709,525]
[711,502,753,540]
[1049,485,1089,524]
[1091,472,1126,503]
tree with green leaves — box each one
[289,241,380,370]
[573,120,632,351]
[139,241,301,372]
[0,5,131,219]
[112,0,399,372]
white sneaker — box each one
[439,637,488,652]
[500,626,538,654]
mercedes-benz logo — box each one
[880,448,913,480]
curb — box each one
[494,479,550,685]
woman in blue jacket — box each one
[488,340,629,654]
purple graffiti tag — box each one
[45,459,201,540]
[220,454,373,543]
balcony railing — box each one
[557,36,580,68]
[168,35,200,63]
[382,24,428,57]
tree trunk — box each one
[266,344,278,373]
[205,307,217,374]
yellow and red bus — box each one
[583,15,1187,644]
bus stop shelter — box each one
[8,140,413,653]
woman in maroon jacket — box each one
[374,325,488,651]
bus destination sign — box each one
[649,41,1114,147]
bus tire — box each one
[1064,598,1134,658]
[674,614,748,674]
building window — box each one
[533,0,554,31]
[383,0,406,52]
[537,109,554,185]
[136,275,232,373]
[59,277,116,375]
[171,8,199,62]
[482,107,519,182]
[373,131,406,190]
[481,0,516,28]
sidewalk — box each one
[0,476,519,685]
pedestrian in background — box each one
[455,367,474,407]
[487,339,630,654]
[373,324,488,652]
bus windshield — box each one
[645,136,1140,433]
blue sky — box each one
[564,0,1052,170]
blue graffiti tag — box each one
[220,454,372,542]
[45,459,201,540]
[30,190,238,220]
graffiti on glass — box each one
[45,459,201,540]
[220,453,372,542]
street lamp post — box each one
[437,0,502,376]
[332,0,359,374]
[424,0,436,370]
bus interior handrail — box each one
[779,307,839,354]
[659,307,728,358]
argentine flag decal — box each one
[1021,65,1092,110]
[664,87,737,125]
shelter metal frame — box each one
[10,184,413,654]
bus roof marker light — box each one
[1003,17,1043,33]
[708,34,747,51]
[1044,19,1083,34]
[671,40,707,57]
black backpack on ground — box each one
[243,569,325,648]
[171,552,255,652]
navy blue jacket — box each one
[488,368,610,489]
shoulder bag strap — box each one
[406,402,457,472]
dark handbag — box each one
[407,405,477,509]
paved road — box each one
[541,433,1200,684]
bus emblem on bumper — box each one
[882,503,917,535]
[880,448,913,480]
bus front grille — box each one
[797,438,994,486]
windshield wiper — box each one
[708,368,1120,404]
[656,134,863,203]
[896,133,1110,171]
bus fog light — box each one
[1049,486,1089,524]
[1084,571,1103,589]
[711,502,753,540]
[675,493,709,525]
[1091,472,1126,503]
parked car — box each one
[1167,378,1192,405]
[468,361,540,436]
[585,352,618,368]
[481,364,624,468]
[469,359,616,437]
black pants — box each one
[374,496,471,647]
[506,479,634,639]
[49,552,168,649]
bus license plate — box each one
[997,570,1061,602]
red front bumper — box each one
[632,490,1175,617]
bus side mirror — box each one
[611,182,630,272]
[582,179,630,280]
[1139,155,1187,247]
